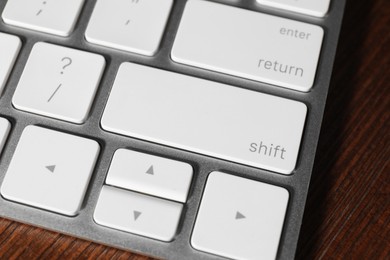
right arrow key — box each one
[235,211,246,220]
[192,172,289,260]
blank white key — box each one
[0,126,100,216]
[2,0,84,36]
[94,185,183,242]
[192,172,289,260]
[0,32,21,95]
[172,0,324,92]
[85,0,173,56]
[102,63,306,174]
[0,118,11,155]
[106,149,193,203]
[13,42,105,124]
[257,0,331,17]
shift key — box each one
[101,63,306,174]
[171,0,324,92]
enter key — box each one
[172,0,324,92]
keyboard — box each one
[0,0,346,259]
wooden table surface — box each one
[0,0,389,259]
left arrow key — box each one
[0,125,100,216]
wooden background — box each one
[0,0,389,259]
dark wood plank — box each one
[0,0,389,259]
[296,0,390,258]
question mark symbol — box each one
[60,57,72,74]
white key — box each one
[171,0,324,92]
[192,172,289,260]
[94,185,183,242]
[0,32,21,95]
[106,149,193,203]
[12,42,105,124]
[257,0,331,17]
[2,0,85,36]
[0,126,99,216]
[102,63,306,174]
[0,118,11,155]
[85,0,173,56]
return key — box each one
[171,0,324,92]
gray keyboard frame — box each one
[0,0,346,259]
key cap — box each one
[2,0,85,36]
[106,149,193,203]
[0,118,11,155]
[257,0,331,17]
[94,185,183,242]
[0,32,21,95]
[12,42,105,124]
[85,0,173,56]
[171,0,324,92]
[192,172,289,260]
[0,126,100,216]
[101,63,306,175]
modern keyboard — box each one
[0,0,346,259]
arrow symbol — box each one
[235,211,246,220]
[145,165,154,175]
[133,210,142,221]
[46,165,56,173]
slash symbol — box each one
[47,83,62,103]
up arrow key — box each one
[46,165,56,173]
[235,211,246,220]
[145,165,154,175]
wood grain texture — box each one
[0,0,389,259]
[296,0,390,259]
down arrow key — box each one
[45,165,56,173]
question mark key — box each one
[60,57,73,74]
[12,42,105,124]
